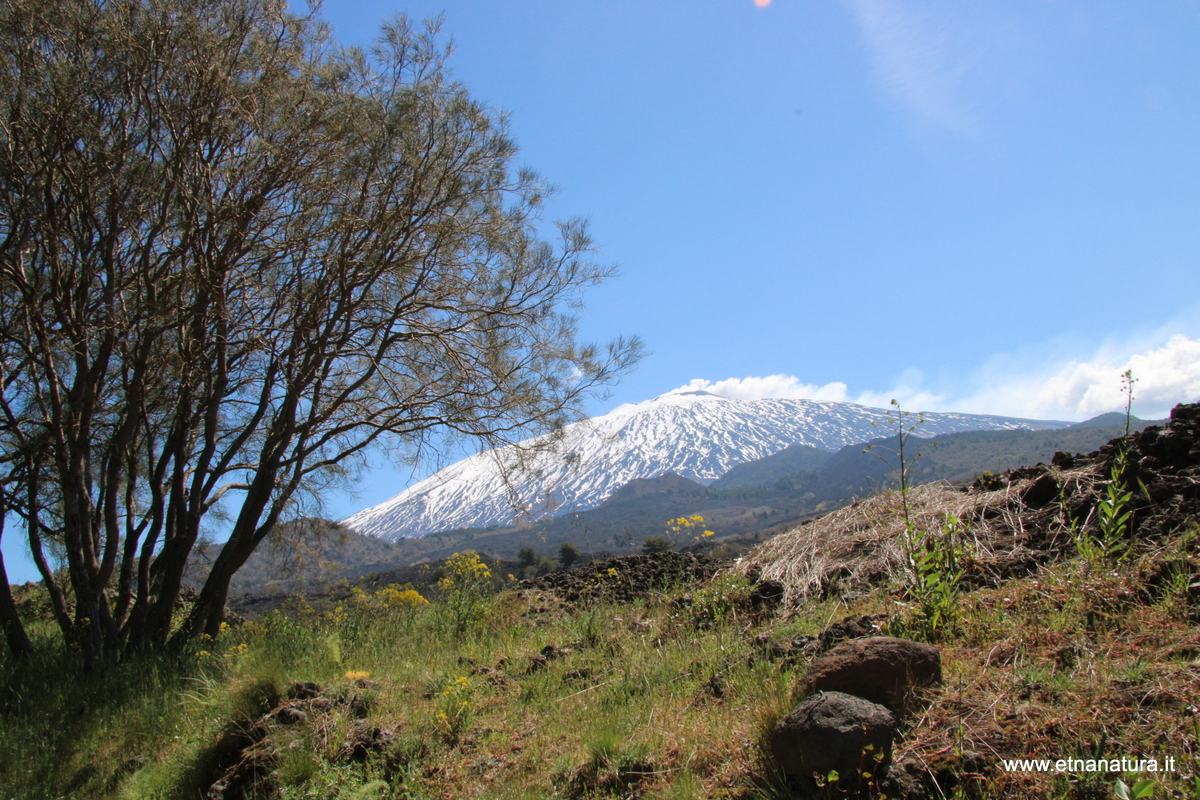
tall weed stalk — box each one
[901,515,972,640]
[1072,370,1142,564]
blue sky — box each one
[4,0,1200,581]
[314,0,1200,514]
[305,0,1200,418]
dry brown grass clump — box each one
[730,466,1107,606]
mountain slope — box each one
[711,444,835,490]
[343,391,1065,541]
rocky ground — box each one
[517,551,722,605]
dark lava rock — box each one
[526,643,574,673]
[1021,473,1061,509]
[695,673,727,703]
[749,579,786,611]
[818,614,885,651]
[964,403,1200,557]
[770,691,897,789]
[203,739,272,800]
[273,706,307,725]
[519,551,719,605]
[1051,451,1076,469]
[286,682,322,700]
[338,722,395,763]
[802,636,942,714]
[752,614,886,668]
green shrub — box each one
[559,541,580,568]
[435,551,495,636]
[642,536,673,554]
[691,573,755,628]
[897,514,971,641]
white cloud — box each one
[1033,334,1200,418]
[673,375,849,401]
[847,0,980,135]
[672,334,1200,422]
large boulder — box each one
[769,691,897,789]
[802,636,942,713]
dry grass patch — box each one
[731,463,1115,606]
[883,559,1200,798]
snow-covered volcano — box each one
[342,391,1064,541]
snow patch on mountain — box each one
[342,391,1063,541]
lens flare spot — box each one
[754,0,771,6]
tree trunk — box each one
[0,538,33,660]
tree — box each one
[641,536,673,554]
[0,0,640,666]
[557,541,579,568]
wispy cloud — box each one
[671,334,1200,422]
[672,375,849,401]
[847,0,980,135]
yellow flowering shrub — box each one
[434,676,477,738]
[374,585,429,610]
[437,551,492,594]
[665,514,715,546]
[333,583,430,635]
[436,551,496,635]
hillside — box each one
[185,519,415,597]
[711,444,835,490]
[208,417,1165,597]
[4,404,1198,799]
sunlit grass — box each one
[3,528,1200,798]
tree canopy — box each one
[0,0,640,665]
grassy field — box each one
[2,511,1199,799]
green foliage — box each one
[435,551,496,636]
[568,606,606,648]
[573,723,656,796]
[558,541,580,568]
[342,780,391,800]
[274,766,388,800]
[642,536,674,554]
[346,584,429,635]
[1071,371,1144,565]
[433,676,478,740]
[866,400,965,640]
[691,573,755,628]
[1095,446,1136,563]
[1115,777,1157,799]
[516,547,558,578]
[1100,373,1140,561]
[276,748,321,787]
[896,514,972,641]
